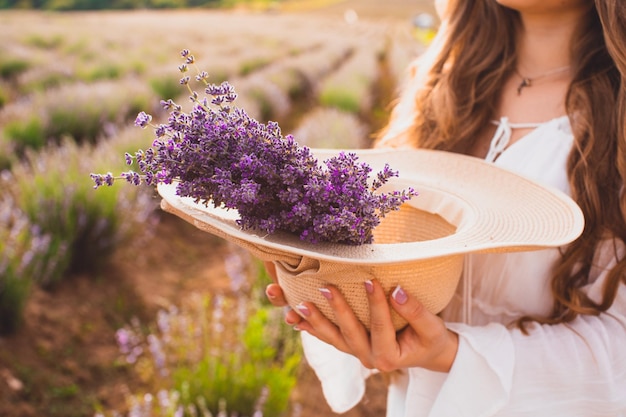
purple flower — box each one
[91,50,418,245]
[134,112,152,128]
[90,172,114,188]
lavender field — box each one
[0,3,432,417]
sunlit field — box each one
[0,8,422,135]
[0,5,431,417]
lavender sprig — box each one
[91,50,417,245]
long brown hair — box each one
[378,0,626,327]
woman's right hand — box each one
[263,261,304,327]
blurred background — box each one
[0,1,437,416]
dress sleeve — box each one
[429,242,626,417]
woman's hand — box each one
[264,267,458,373]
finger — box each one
[265,283,288,307]
[318,286,372,363]
[390,285,458,371]
[390,285,442,340]
[366,280,400,357]
[293,300,352,353]
[284,307,303,326]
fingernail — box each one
[319,287,333,300]
[284,306,297,325]
[364,280,374,294]
[265,287,277,299]
[296,303,311,317]
[392,285,408,305]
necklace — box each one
[515,65,570,95]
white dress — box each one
[300,115,626,417]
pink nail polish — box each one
[364,280,374,294]
[296,303,311,317]
[319,288,333,300]
[392,285,408,304]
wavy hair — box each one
[377,0,626,328]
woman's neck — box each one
[515,8,586,75]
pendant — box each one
[517,77,532,95]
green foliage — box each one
[237,79,290,122]
[318,87,361,113]
[44,0,77,10]
[0,196,52,334]
[102,255,302,417]
[220,0,275,10]
[7,137,157,287]
[247,87,275,122]
[24,33,65,49]
[0,57,30,80]
[0,83,7,108]
[14,80,157,146]
[171,304,301,416]
[239,57,271,76]
[149,75,181,101]
[20,70,74,93]
[148,0,186,8]
[0,132,19,171]
[241,307,301,414]
[317,47,380,115]
[266,67,309,99]
[49,383,80,400]
[47,105,107,143]
[80,63,123,81]
[3,117,46,154]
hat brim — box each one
[158,148,584,265]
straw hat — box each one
[158,148,585,330]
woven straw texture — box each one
[275,206,463,330]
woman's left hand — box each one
[288,279,459,373]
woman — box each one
[266,0,626,415]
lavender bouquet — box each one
[92,50,417,246]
